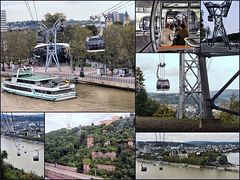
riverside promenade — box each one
[1,65,135,90]
[45,163,102,179]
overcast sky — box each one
[202,0,239,35]
[136,53,239,93]
[1,1,135,22]
[45,113,130,133]
[136,133,239,142]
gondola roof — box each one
[34,43,70,49]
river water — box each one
[1,136,44,177]
[227,153,239,165]
[136,160,239,179]
[1,83,134,111]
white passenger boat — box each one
[1,67,76,101]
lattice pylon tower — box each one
[45,29,61,72]
[177,53,203,119]
[204,1,232,49]
[38,17,65,72]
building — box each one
[105,11,131,27]
[100,115,120,126]
[1,10,8,32]
[112,11,119,22]
[87,135,94,148]
[123,11,131,26]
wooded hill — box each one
[45,116,135,179]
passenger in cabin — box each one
[170,23,174,31]
[176,23,189,45]
[160,23,174,46]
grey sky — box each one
[1,1,135,22]
[136,53,239,93]
[202,0,239,35]
[45,113,130,133]
[136,133,239,142]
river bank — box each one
[1,66,135,91]
[1,134,44,145]
[137,158,239,173]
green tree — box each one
[136,67,148,116]
[42,13,66,29]
[219,93,240,121]
[219,155,228,165]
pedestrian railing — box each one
[83,74,135,85]
[35,72,135,85]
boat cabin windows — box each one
[34,88,74,95]
[34,89,52,94]
[5,84,32,92]
[17,79,35,84]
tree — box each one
[65,26,91,73]
[219,155,228,165]
[219,93,240,121]
[104,25,123,75]
[1,30,36,68]
[83,158,91,165]
[42,13,66,29]
[135,67,148,116]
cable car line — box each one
[96,1,131,18]
[96,1,125,17]
[106,1,132,15]
[24,1,34,21]
[33,1,38,21]
[116,2,134,12]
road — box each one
[45,164,102,179]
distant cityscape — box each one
[148,89,239,116]
[1,114,45,142]
[137,141,239,157]
[1,9,132,32]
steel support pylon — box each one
[38,17,65,73]
[177,52,204,119]
[45,29,61,72]
[211,15,231,49]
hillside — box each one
[45,117,135,179]
[186,141,239,146]
[148,89,239,105]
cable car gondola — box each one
[17,149,21,156]
[33,150,39,161]
[141,161,147,172]
[156,79,170,91]
[86,36,105,52]
[156,55,170,91]
[86,16,105,52]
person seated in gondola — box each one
[160,23,174,46]
[176,23,189,45]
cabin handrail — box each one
[16,67,34,78]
